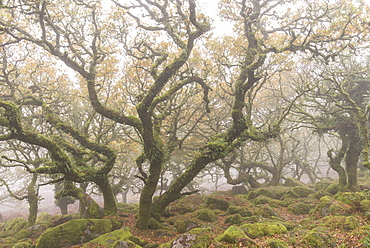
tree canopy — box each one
[0,0,369,229]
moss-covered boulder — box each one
[224,214,243,226]
[247,187,290,200]
[311,196,349,218]
[196,209,217,222]
[266,238,289,248]
[292,186,314,198]
[227,205,243,214]
[326,183,339,195]
[12,239,34,248]
[36,212,53,223]
[217,226,257,246]
[319,216,359,231]
[117,203,139,214]
[288,202,314,215]
[240,222,287,238]
[170,227,212,248]
[253,206,281,218]
[283,177,306,187]
[35,219,114,248]
[82,228,147,247]
[2,217,28,233]
[315,180,333,191]
[281,190,299,199]
[360,199,370,212]
[13,229,32,241]
[254,195,275,205]
[230,185,248,195]
[335,191,368,205]
[174,219,198,233]
[166,195,205,216]
[301,228,335,247]
[205,195,230,211]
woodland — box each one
[0,0,370,247]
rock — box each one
[288,203,314,215]
[11,239,34,248]
[301,228,335,247]
[311,196,349,218]
[360,199,370,212]
[205,195,230,211]
[247,187,290,200]
[254,206,281,218]
[224,214,242,226]
[174,219,198,233]
[217,226,257,246]
[254,196,274,205]
[266,238,289,248]
[315,180,333,191]
[240,222,287,238]
[320,216,359,231]
[148,218,163,230]
[283,177,306,187]
[14,229,32,240]
[326,183,339,195]
[82,227,147,247]
[170,227,212,248]
[166,195,205,216]
[35,219,114,248]
[227,205,244,214]
[291,186,314,198]
[230,186,248,195]
[196,209,217,222]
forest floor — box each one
[2,179,370,247]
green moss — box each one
[174,219,187,233]
[288,203,314,215]
[292,186,313,198]
[14,229,32,240]
[282,190,299,199]
[302,228,335,247]
[148,218,163,230]
[266,238,289,248]
[166,195,204,215]
[315,180,332,191]
[36,212,53,223]
[11,239,33,248]
[227,205,244,214]
[335,192,367,205]
[254,196,274,205]
[4,217,27,232]
[82,228,147,247]
[247,187,290,200]
[196,209,217,222]
[283,177,306,187]
[205,195,230,211]
[217,226,249,244]
[326,183,339,195]
[240,222,287,238]
[169,228,212,248]
[311,196,349,217]
[35,219,113,248]
[174,219,198,233]
[360,199,370,212]
[224,214,242,226]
